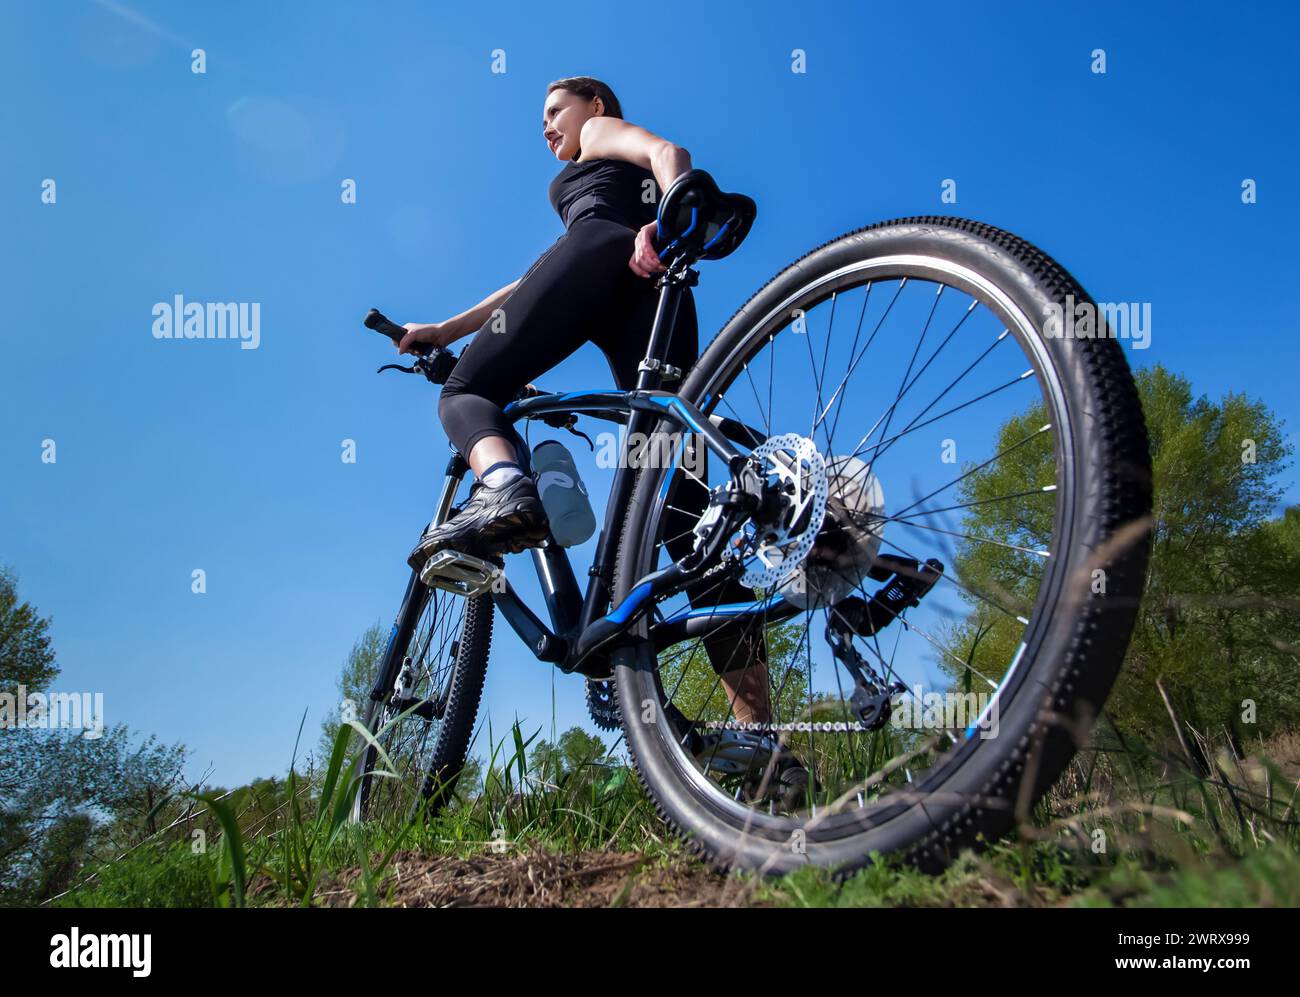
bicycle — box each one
[348,169,1153,875]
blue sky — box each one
[2,0,1297,788]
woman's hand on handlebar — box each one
[630,221,666,278]
[397,322,454,356]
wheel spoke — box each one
[862,324,1009,469]
[861,284,946,477]
[890,421,1053,519]
[883,516,1051,558]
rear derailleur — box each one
[825,555,945,730]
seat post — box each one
[635,262,699,393]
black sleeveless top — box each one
[548,156,660,231]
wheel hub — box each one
[778,454,886,609]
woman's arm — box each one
[577,117,692,196]
[441,278,521,341]
[578,117,694,278]
[397,278,520,354]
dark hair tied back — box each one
[546,76,623,119]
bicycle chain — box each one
[701,719,873,733]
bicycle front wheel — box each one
[350,571,492,824]
[613,217,1152,874]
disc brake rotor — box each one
[737,434,829,589]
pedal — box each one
[835,557,944,637]
[418,549,501,597]
[693,729,776,776]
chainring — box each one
[585,679,620,732]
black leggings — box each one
[439,216,699,461]
[439,216,764,678]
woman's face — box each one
[542,89,603,161]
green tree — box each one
[315,621,387,768]
[661,622,816,722]
[1109,366,1297,737]
[944,363,1300,740]
[530,727,612,793]
[939,399,1055,693]
[2,727,188,905]
[319,622,487,808]
[1,568,187,906]
[28,812,94,902]
[0,566,57,693]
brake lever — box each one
[377,362,419,375]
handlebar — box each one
[362,309,609,434]
[364,308,459,384]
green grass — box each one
[47,718,1300,908]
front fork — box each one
[367,451,470,708]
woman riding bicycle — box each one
[394,77,774,727]
[358,75,1153,870]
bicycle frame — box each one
[421,259,800,679]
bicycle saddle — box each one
[656,169,756,262]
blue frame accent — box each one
[964,641,1028,739]
[655,205,697,260]
[653,392,714,514]
[701,219,730,253]
[656,198,731,259]
[647,394,705,433]
[502,388,615,419]
[606,582,653,624]
[662,595,786,624]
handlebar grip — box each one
[364,308,432,355]
[364,308,404,342]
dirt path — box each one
[319,849,767,908]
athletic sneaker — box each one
[664,699,819,812]
[407,475,550,571]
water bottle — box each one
[532,441,597,547]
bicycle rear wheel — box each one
[613,217,1152,873]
